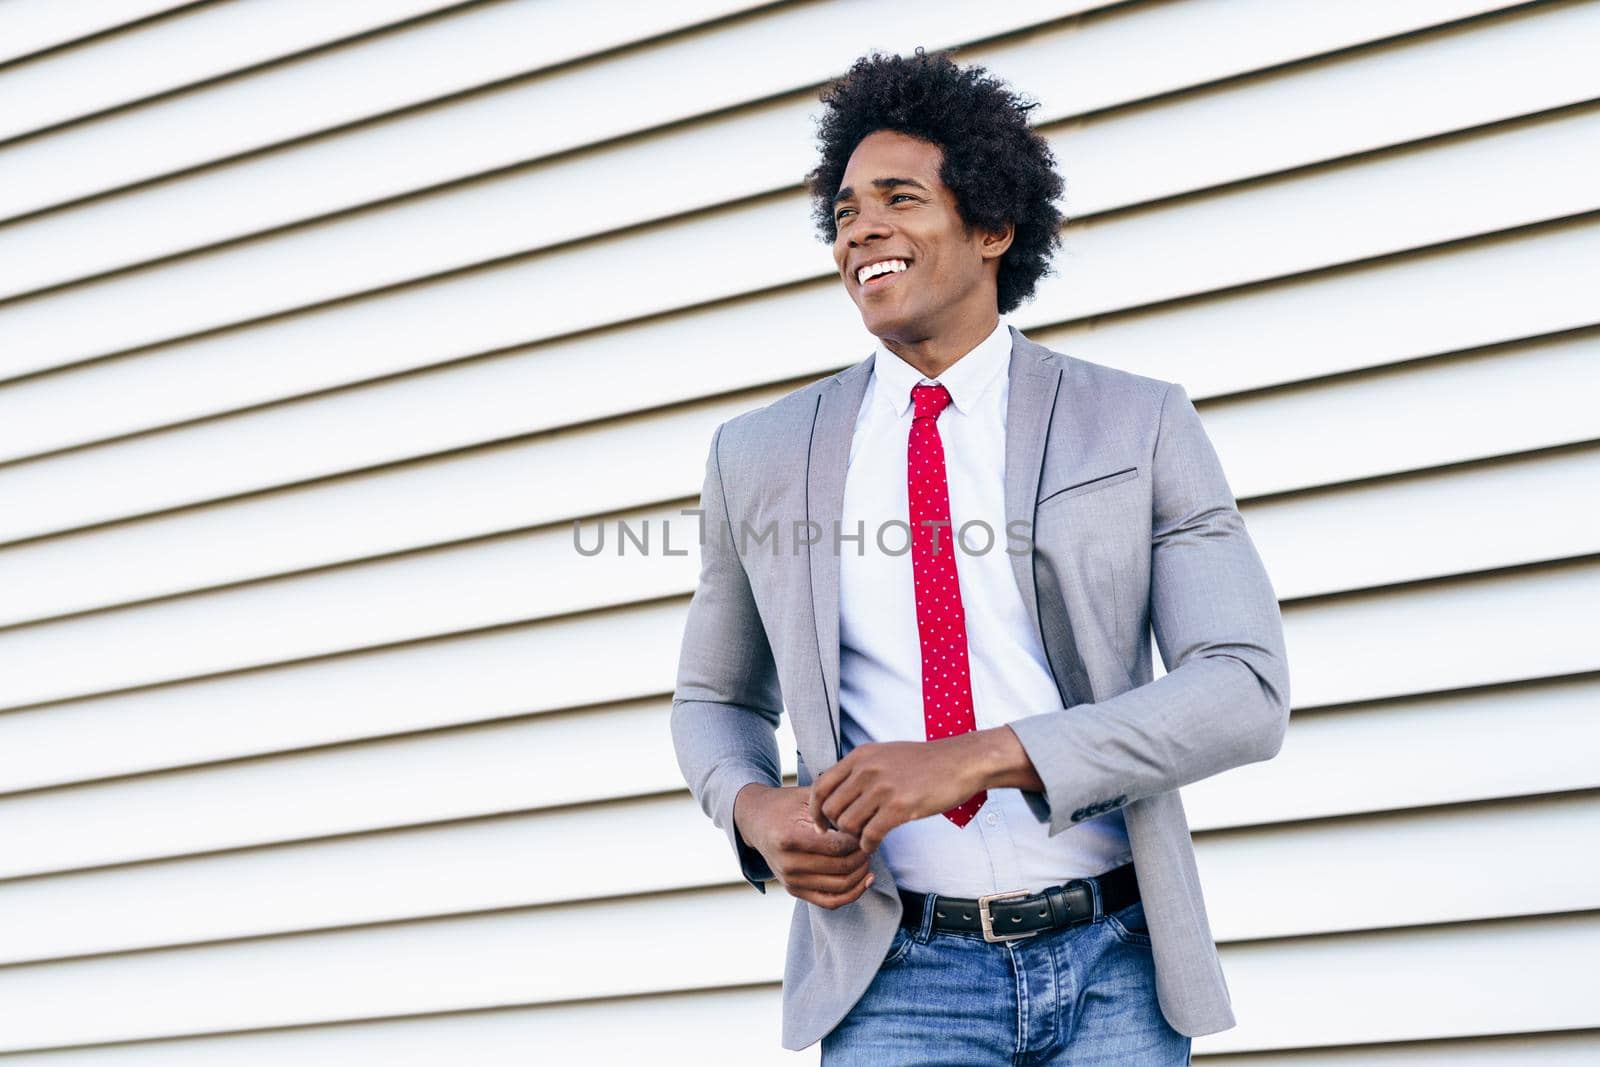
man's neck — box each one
[881,313,999,379]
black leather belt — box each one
[897,861,1140,943]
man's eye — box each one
[836,194,915,221]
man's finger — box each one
[822,772,875,834]
[793,868,875,909]
[784,843,870,877]
[787,817,863,857]
[808,755,857,829]
[858,808,899,854]
[816,828,865,857]
[808,774,837,831]
[827,830,870,855]
[785,860,865,884]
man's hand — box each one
[734,783,875,909]
[807,736,988,852]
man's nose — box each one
[850,212,893,245]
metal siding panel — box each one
[0,0,1590,1058]
[0,0,467,142]
[0,0,197,66]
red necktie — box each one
[908,382,986,827]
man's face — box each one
[830,129,1006,342]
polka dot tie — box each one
[908,382,986,827]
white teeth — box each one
[856,259,908,284]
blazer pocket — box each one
[1036,465,1139,508]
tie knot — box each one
[911,382,952,420]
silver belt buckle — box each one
[977,889,1041,943]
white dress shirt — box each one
[837,315,1132,897]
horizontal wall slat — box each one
[1197,790,1600,941]
[1185,673,1600,830]
[0,0,466,143]
[2,331,1596,631]
[1052,217,1600,396]
[1057,0,1598,215]
[0,0,196,67]
[1204,333,1600,496]
[0,469,1595,799]
[0,382,767,560]
[0,658,1590,882]
[2,180,1597,554]
[2,451,1598,706]
[3,432,1599,702]
[3,73,1595,405]
[1198,1030,1600,1066]
[1052,104,1600,324]
[0,0,1091,238]
[0,704,800,882]
[4,430,1598,635]
[1,590,1595,865]
[0,785,794,962]
[1212,911,1600,1052]
[2,209,1594,529]
[0,600,684,787]
[1245,442,1600,601]
[0,995,1591,1065]
[0,882,1592,1053]
[0,984,810,1066]
[1282,557,1600,708]
[0,883,793,1052]
[0,0,1542,313]
[0,756,1590,965]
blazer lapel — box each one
[1003,325,1062,654]
[805,325,1062,761]
[807,353,874,761]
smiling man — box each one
[671,47,1289,1063]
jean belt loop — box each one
[917,891,939,942]
[1086,874,1104,923]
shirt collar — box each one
[872,316,1012,419]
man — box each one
[671,47,1289,1063]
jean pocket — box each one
[882,924,915,967]
[1105,900,1152,947]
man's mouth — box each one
[856,258,911,291]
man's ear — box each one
[982,221,1015,261]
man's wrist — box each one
[958,725,1045,793]
[733,780,775,842]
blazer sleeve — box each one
[1007,382,1291,836]
[669,420,785,892]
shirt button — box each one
[984,812,999,826]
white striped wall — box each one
[0,0,1595,1062]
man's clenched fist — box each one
[734,783,875,909]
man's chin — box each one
[859,306,910,336]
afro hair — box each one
[804,46,1065,315]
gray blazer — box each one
[671,324,1290,1050]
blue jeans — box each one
[821,888,1192,1065]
